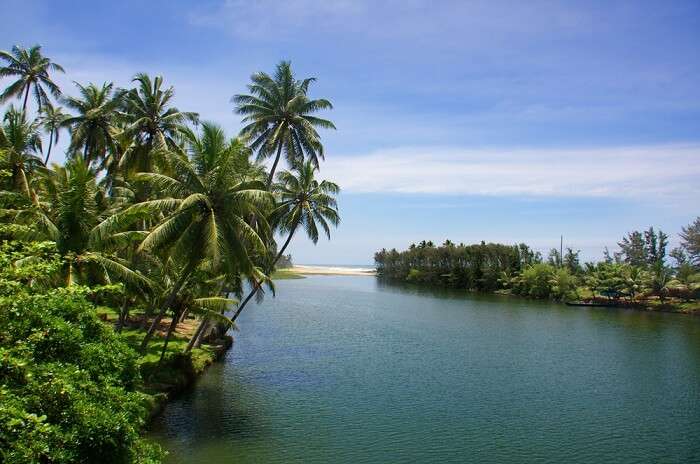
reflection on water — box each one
[150,275,700,464]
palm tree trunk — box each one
[274,222,298,264]
[44,129,54,166]
[158,309,181,363]
[22,85,31,113]
[230,222,299,324]
[18,168,32,199]
[140,268,192,351]
[116,297,129,333]
[185,318,208,353]
[266,142,284,188]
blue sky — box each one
[2,0,699,264]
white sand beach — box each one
[291,265,377,276]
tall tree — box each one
[230,160,340,324]
[232,61,335,187]
[63,82,124,168]
[102,129,273,350]
[0,45,64,112]
[0,106,42,199]
[120,73,198,174]
[680,217,700,267]
[616,231,646,267]
[38,103,67,165]
[7,158,150,288]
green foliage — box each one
[680,217,700,267]
[233,61,336,185]
[616,227,668,268]
[376,241,538,292]
[0,242,163,463]
[511,263,577,300]
[0,44,342,463]
[0,45,64,111]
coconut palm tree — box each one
[39,103,67,165]
[232,61,335,187]
[102,127,273,350]
[119,73,198,175]
[230,160,339,324]
[0,45,65,112]
[62,82,125,168]
[182,122,267,184]
[7,158,150,288]
[0,106,42,199]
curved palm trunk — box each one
[185,318,208,353]
[140,268,192,351]
[22,85,31,112]
[18,168,39,206]
[158,309,181,363]
[18,168,32,199]
[44,129,54,166]
[230,222,299,324]
[266,142,284,188]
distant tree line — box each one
[375,219,700,305]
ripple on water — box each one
[150,276,700,464]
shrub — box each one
[0,241,163,463]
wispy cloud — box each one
[322,144,700,203]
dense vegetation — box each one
[0,44,339,462]
[375,223,700,310]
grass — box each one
[95,306,230,414]
[271,268,305,279]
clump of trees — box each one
[0,44,340,462]
[376,223,700,305]
[0,239,163,463]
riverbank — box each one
[382,278,700,316]
[96,307,233,420]
[291,265,377,276]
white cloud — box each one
[321,144,700,202]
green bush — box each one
[0,241,163,463]
[511,263,577,300]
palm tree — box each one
[7,158,150,288]
[120,73,198,174]
[0,106,42,199]
[230,160,339,324]
[63,82,124,168]
[39,103,67,165]
[0,45,65,112]
[183,122,267,184]
[103,126,273,350]
[232,61,335,187]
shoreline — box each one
[290,265,377,276]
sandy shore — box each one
[291,265,377,276]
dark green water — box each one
[150,276,700,463]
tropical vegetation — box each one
[0,45,339,462]
[375,224,700,310]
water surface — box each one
[150,276,700,463]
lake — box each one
[150,275,700,463]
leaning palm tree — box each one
[63,82,124,168]
[0,45,65,112]
[38,103,68,165]
[230,160,340,324]
[0,106,42,199]
[120,73,198,175]
[6,158,150,288]
[101,128,273,350]
[232,61,335,187]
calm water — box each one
[150,276,700,463]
